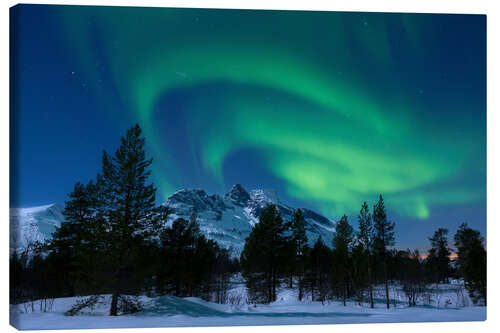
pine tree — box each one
[290,209,308,300]
[159,217,197,296]
[157,212,230,301]
[357,202,374,308]
[454,223,482,272]
[351,243,369,305]
[400,249,426,307]
[454,223,486,304]
[332,214,354,306]
[372,194,395,309]
[426,228,451,283]
[51,124,162,316]
[98,124,161,315]
[50,181,101,295]
[241,205,287,303]
[463,241,486,305]
[306,236,331,303]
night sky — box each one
[10,5,486,249]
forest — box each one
[10,125,486,316]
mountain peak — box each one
[10,203,64,253]
[225,184,250,205]
[10,203,62,216]
[11,186,336,257]
[249,189,280,205]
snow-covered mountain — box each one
[9,185,336,256]
[10,204,64,254]
[164,184,336,255]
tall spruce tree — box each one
[372,194,395,309]
[357,202,374,308]
[51,124,162,316]
[241,205,287,303]
[99,124,161,315]
[332,214,354,306]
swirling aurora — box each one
[12,5,485,242]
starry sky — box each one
[10,4,486,249]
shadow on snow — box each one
[140,296,373,318]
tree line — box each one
[10,124,486,316]
[240,200,486,307]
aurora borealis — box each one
[11,5,486,248]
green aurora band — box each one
[57,6,485,220]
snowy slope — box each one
[164,184,336,255]
[9,185,336,256]
[9,204,64,253]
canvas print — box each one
[9,4,486,330]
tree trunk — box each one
[385,279,390,309]
[109,291,119,316]
[298,276,303,301]
[267,272,272,304]
[382,254,390,309]
[368,256,374,308]
[272,271,277,302]
[343,283,347,306]
[369,284,374,309]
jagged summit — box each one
[250,189,281,205]
[163,185,336,255]
[224,184,251,206]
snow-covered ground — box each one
[10,284,486,330]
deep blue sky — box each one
[10,5,486,249]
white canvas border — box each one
[1,1,497,333]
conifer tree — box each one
[100,124,161,315]
[372,194,395,309]
[426,228,451,283]
[351,243,369,305]
[159,217,198,296]
[357,201,374,308]
[241,205,287,303]
[50,181,101,295]
[400,249,426,307]
[454,223,482,272]
[51,124,162,316]
[454,223,486,304]
[332,214,354,306]
[290,209,308,300]
[306,236,331,302]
